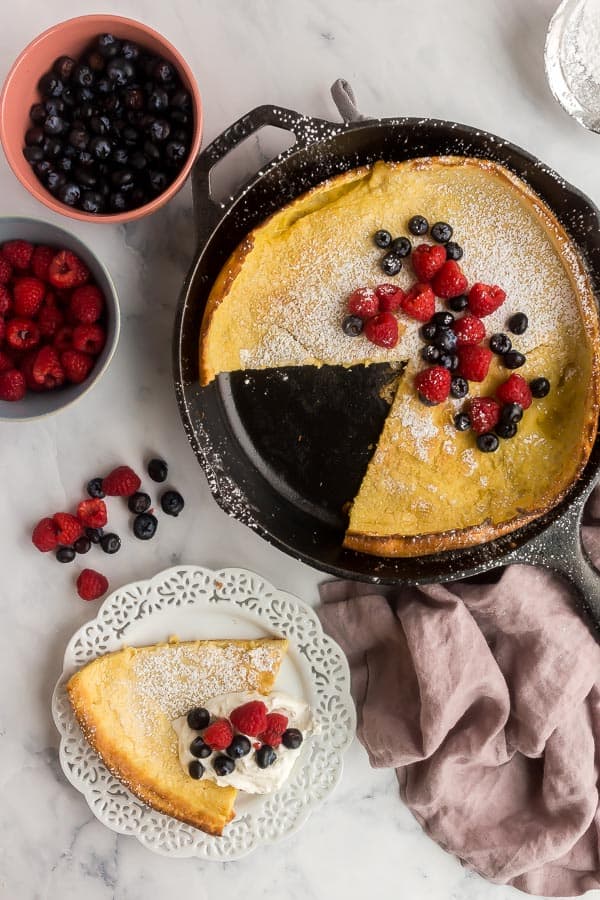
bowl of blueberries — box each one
[0,14,203,221]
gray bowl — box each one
[0,217,119,422]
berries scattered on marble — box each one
[128,491,151,514]
[133,512,158,540]
[56,546,76,563]
[76,568,109,600]
[100,532,121,554]
[160,490,185,517]
[77,498,108,528]
[102,465,141,496]
[148,458,168,482]
[87,477,105,498]
[74,535,91,554]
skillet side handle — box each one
[525,485,600,637]
[191,105,335,248]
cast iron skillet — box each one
[173,81,600,632]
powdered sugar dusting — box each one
[392,393,439,462]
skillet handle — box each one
[518,482,600,636]
[191,104,336,247]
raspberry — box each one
[77,568,109,601]
[102,465,142,497]
[456,344,493,382]
[364,311,399,348]
[6,318,40,351]
[0,256,12,285]
[400,283,434,322]
[262,712,288,737]
[32,346,65,389]
[431,260,468,298]
[452,315,486,346]
[48,250,90,289]
[0,351,15,374]
[258,729,282,748]
[77,498,108,528]
[32,517,60,552]
[13,277,46,317]
[72,323,105,355]
[31,245,55,281]
[411,243,446,281]
[69,284,104,323]
[347,287,379,320]
[0,318,4,344]
[53,512,83,545]
[19,351,45,392]
[470,397,501,434]
[203,719,234,750]
[38,303,64,338]
[61,349,94,384]
[1,240,33,271]
[230,700,268,736]
[496,373,532,410]
[0,369,26,401]
[414,365,451,405]
[468,283,506,317]
[375,283,405,313]
[0,286,11,316]
[53,326,74,353]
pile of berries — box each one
[342,215,551,453]
[25,33,193,214]
[0,239,106,401]
[30,458,185,600]
[184,700,303,781]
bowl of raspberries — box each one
[0,217,119,420]
[0,14,202,221]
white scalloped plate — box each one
[51,565,355,859]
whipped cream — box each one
[172,691,313,794]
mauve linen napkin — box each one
[318,491,600,897]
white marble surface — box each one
[0,0,598,897]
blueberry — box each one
[56,546,75,563]
[161,490,184,517]
[495,421,518,439]
[124,87,145,110]
[227,735,252,759]
[90,136,112,159]
[43,137,64,158]
[433,328,457,352]
[81,191,104,214]
[96,77,113,95]
[188,760,205,779]
[75,167,98,188]
[189,737,211,758]
[106,57,135,87]
[421,344,440,363]
[128,492,151,514]
[148,119,171,142]
[420,322,437,341]
[44,115,65,136]
[85,527,104,544]
[148,458,168,482]
[448,294,468,312]
[45,98,65,117]
[153,59,175,83]
[143,140,161,162]
[25,126,44,147]
[96,34,121,59]
[500,402,523,424]
[109,192,127,212]
[73,65,94,88]
[503,350,526,369]
[187,707,210,730]
[255,745,277,768]
[74,536,91,554]
[30,103,47,124]
[87,51,106,73]
[438,353,454,369]
[454,411,471,431]
[281,728,303,749]
[23,147,44,164]
[165,141,187,165]
[432,311,454,327]
[431,222,453,244]
[342,315,363,337]
[451,377,469,399]
[213,755,235,776]
[170,89,191,110]
[121,41,141,62]
[35,161,52,177]
[148,170,168,193]
[477,433,500,453]
[61,87,76,107]
[489,333,512,355]
[53,56,76,82]
[112,147,129,166]
[389,236,411,257]
[508,312,528,335]
[38,73,63,97]
[148,88,170,113]
[408,215,428,236]
[133,513,158,540]
[57,156,73,173]
[445,241,463,261]
[57,182,81,206]
[90,115,111,135]
[100,532,121,554]
[530,377,550,398]
[68,127,89,150]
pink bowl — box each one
[0,14,203,223]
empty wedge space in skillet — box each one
[198,157,600,557]
[67,637,288,835]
